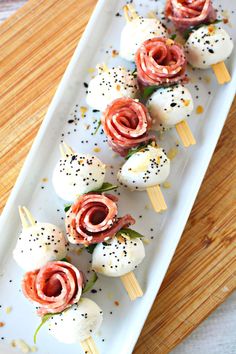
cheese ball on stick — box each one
[13,207,67,271]
[185,25,234,84]
[147,85,195,147]
[118,145,170,213]
[52,142,106,202]
[86,64,138,112]
[120,4,167,61]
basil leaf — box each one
[125,143,150,160]
[91,182,118,193]
[34,313,58,344]
[116,228,144,239]
[60,258,69,262]
[86,244,98,254]
[83,272,98,293]
[170,33,177,40]
[93,120,101,135]
[183,19,222,40]
[132,68,137,77]
[141,85,159,100]
[64,204,71,212]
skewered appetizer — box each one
[185,25,234,84]
[13,207,68,271]
[22,260,102,354]
[101,97,155,157]
[52,142,106,202]
[118,144,170,212]
[47,298,103,349]
[120,4,167,61]
[65,193,144,300]
[86,65,138,112]
[147,85,195,147]
[165,0,216,31]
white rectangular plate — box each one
[0,1,235,354]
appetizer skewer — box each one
[120,4,167,61]
[118,144,170,212]
[22,260,102,354]
[101,97,168,211]
[185,25,233,84]
[147,85,195,147]
[86,64,138,112]
[13,207,68,271]
[165,0,233,84]
[53,142,106,201]
[135,37,195,146]
[65,193,145,300]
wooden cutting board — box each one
[0,1,235,353]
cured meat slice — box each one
[165,0,216,30]
[66,193,135,245]
[101,97,155,157]
[22,261,83,316]
[135,37,187,87]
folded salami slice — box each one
[165,0,216,30]
[135,37,187,87]
[66,193,135,245]
[22,261,83,316]
[101,97,155,157]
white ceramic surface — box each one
[0,1,235,354]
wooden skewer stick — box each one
[123,4,139,22]
[18,206,36,229]
[120,271,143,301]
[175,120,196,147]
[59,142,74,158]
[80,336,99,354]
[146,185,167,213]
[211,61,231,85]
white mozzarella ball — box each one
[13,223,67,271]
[185,25,234,69]
[147,85,194,128]
[86,66,138,111]
[120,18,167,61]
[52,153,106,202]
[92,236,145,277]
[47,298,103,343]
[118,145,170,191]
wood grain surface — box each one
[0,1,235,353]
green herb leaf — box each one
[141,85,159,100]
[34,313,57,344]
[183,19,222,40]
[82,272,98,293]
[64,204,72,212]
[93,120,101,135]
[170,33,177,40]
[125,143,150,160]
[116,228,144,239]
[132,68,137,77]
[85,244,98,254]
[60,258,69,262]
[91,182,118,193]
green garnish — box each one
[64,204,71,212]
[183,19,222,40]
[116,228,144,239]
[82,272,98,293]
[60,258,69,262]
[34,313,59,344]
[93,120,101,135]
[141,85,159,100]
[91,182,118,193]
[170,33,177,40]
[85,243,98,254]
[125,143,150,160]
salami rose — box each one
[101,97,155,157]
[22,261,83,316]
[66,193,135,245]
[135,37,187,87]
[165,0,216,30]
